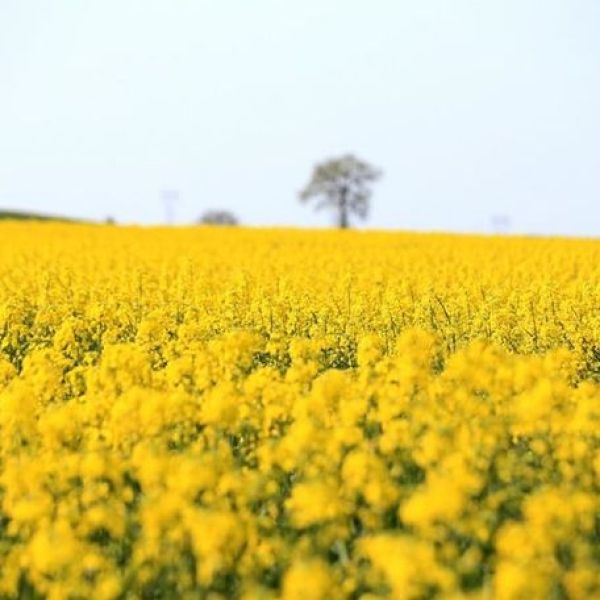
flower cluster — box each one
[0,223,598,598]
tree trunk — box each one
[339,207,349,229]
[338,188,349,229]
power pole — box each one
[160,189,180,225]
[491,214,511,235]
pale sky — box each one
[0,0,599,235]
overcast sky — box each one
[1,1,599,235]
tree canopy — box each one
[299,154,382,229]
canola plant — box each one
[0,223,598,599]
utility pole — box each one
[160,189,180,225]
[491,214,511,235]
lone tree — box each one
[198,210,239,226]
[299,154,382,229]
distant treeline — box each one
[0,210,81,222]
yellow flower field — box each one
[0,223,598,599]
